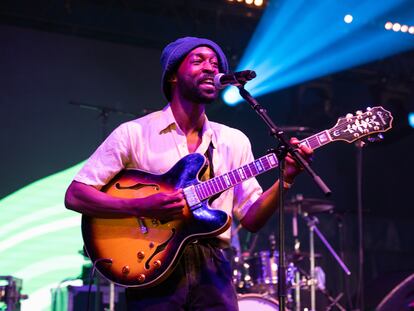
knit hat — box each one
[160,36,230,101]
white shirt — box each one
[74,104,263,244]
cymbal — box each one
[285,198,334,214]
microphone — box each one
[214,70,256,89]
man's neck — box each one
[170,98,206,135]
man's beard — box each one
[177,76,218,104]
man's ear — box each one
[168,73,177,83]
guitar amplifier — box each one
[52,284,126,311]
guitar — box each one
[82,106,393,288]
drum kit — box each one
[232,194,348,311]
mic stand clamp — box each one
[236,85,332,310]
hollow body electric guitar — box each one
[82,106,393,288]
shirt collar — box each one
[158,104,217,149]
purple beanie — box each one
[160,36,230,101]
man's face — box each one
[172,46,221,104]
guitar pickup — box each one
[183,185,201,207]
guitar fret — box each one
[228,171,237,184]
[249,162,259,176]
[212,178,220,193]
[268,154,278,167]
[209,180,217,194]
[218,176,226,191]
[205,181,213,196]
[223,174,232,187]
[238,168,246,180]
[254,159,264,172]
[300,130,331,150]
[307,136,320,149]
[243,164,253,178]
[233,170,242,183]
[202,183,209,198]
[261,157,271,170]
[195,184,203,200]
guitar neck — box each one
[195,153,279,201]
[195,104,393,202]
[195,129,334,201]
[298,129,332,150]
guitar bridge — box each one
[183,185,200,207]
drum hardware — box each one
[0,276,28,311]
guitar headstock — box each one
[328,106,393,143]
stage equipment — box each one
[51,284,125,311]
[0,276,28,311]
[222,0,414,105]
[244,250,297,295]
[237,293,278,311]
[376,273,414,311]
[290,195,349,311]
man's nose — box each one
[202,61,215,72]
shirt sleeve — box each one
[73,123,132,189]
[231,133,263,221]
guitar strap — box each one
[200,144,214,181]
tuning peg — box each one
[365,133,384,143]
[356,110,363,115]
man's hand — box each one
[134,189,186,220]
[284,137,313,183]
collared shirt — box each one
[74,104,263,244]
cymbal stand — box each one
[292,199,301,311]
[69,100,148,311]
[303,214,351,311]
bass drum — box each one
[237,293,279,311]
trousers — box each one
[125,240,239,311]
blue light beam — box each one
[223,0,414,105]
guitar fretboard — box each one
[195,153,279,200]
[298,130,332,150]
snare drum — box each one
[237,293,279,311]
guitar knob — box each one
[137,274,146,283]
[153,260,162,268]
[122,265,130,275]
[149,242,155,248]
[137,251,145,260]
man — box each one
[65,36,313,310]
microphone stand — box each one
[237,85,331,310]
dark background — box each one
[2,1,414,309]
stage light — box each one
[254,0,264,6]
[401,25,409,32]
[344,14,353,24]
[0,162,86,310]
[385,21,393,30]
[392,23,401,31]
[246,0,254,5]
[409,112,414,128]
[222,0,414,105]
